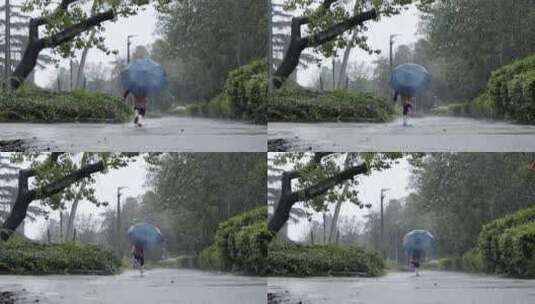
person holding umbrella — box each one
[403,229,434,277]
[390,63,431,127]
[121,58,168,128]
[127,223,164,276]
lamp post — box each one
[117,186,127,258]
[380,188,391,259]
[127,35,137,64]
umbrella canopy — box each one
[403,229,434,253]
[120,59,168,96]
[390,63,431,97]
[127,223,163,249]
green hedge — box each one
[269,87,395,122]
[474,54,535,123]
[183,60,268,124]
[461,248,485,273]
[197,207,270,275]
[0,238,120,275]
[478,207,535,277]
[0,87,131,123]
[224,60,268,124]
[267,240,384,277]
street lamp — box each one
[127,35,137,64]
[380,188,391,259]
[117,186,128,257]
[389,34,400,75]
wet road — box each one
[268,116,535,152]
[0,269,266,304]
[268,271,535,304]
[0,117,267,152]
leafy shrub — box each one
[478,207,535,275]
[483,54,535,123]
[496,223,535,278]
[223,59,268,124]
[0,87,131,122]
[0,238,120,275]
[213,206,270,274]
[461,248,485,273]
[267,240,384,277]
[182,60,268,124]
[154,256,198,269]
[437,257,462,271]
[473,92,498,119]
[269,87,395,122]
[197,244,223,270]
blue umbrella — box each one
[120,59,168,96]
[403,230,434,254]
[127,223,163,249]
[390,63,431,97]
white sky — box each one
[24,157,149,240]
[273,1,422,87]
[6,1,159,87]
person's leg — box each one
[137,108,146,126]
[403,104,409,126]
[134,107,140,125]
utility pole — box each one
[267,0,273,94]
[117,186,127,258]
[389,34,400,99]
[127,35,136,64]
[4,0,11,95]
[380,188,391,259]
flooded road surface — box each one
[0,269,266,304]
[268,271,535,304]
[0,117,266,152]
[268,116,535,152]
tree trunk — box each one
[65,183,85,241]
[336,31,358,89]
[76,1,98,89]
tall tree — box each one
[147,153,267,252]
[155,0,267,102]
[272,0,416,88]
[412,153,535,255]
[0,153,135,241]
[268,152,401,237]
[8,0,166,89]
[418,0,535,100]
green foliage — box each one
[437,257,462,271]
[212,207,270,274]
[472,92,497,119]
[181,60,268,124]
[461,248,485,273]
[267,240,384,277]
[223,59,268,124]
[413,153,535,256]
[197,244,223,270]
[154,256,198,269]
[485,55,535,123]
[0,238,120,275]
[270,87,395,122]
[420,0,535,101]
[478,207,535,276]
[155,0,266,103]
[0,87,131,122]
[283,0,413,58]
